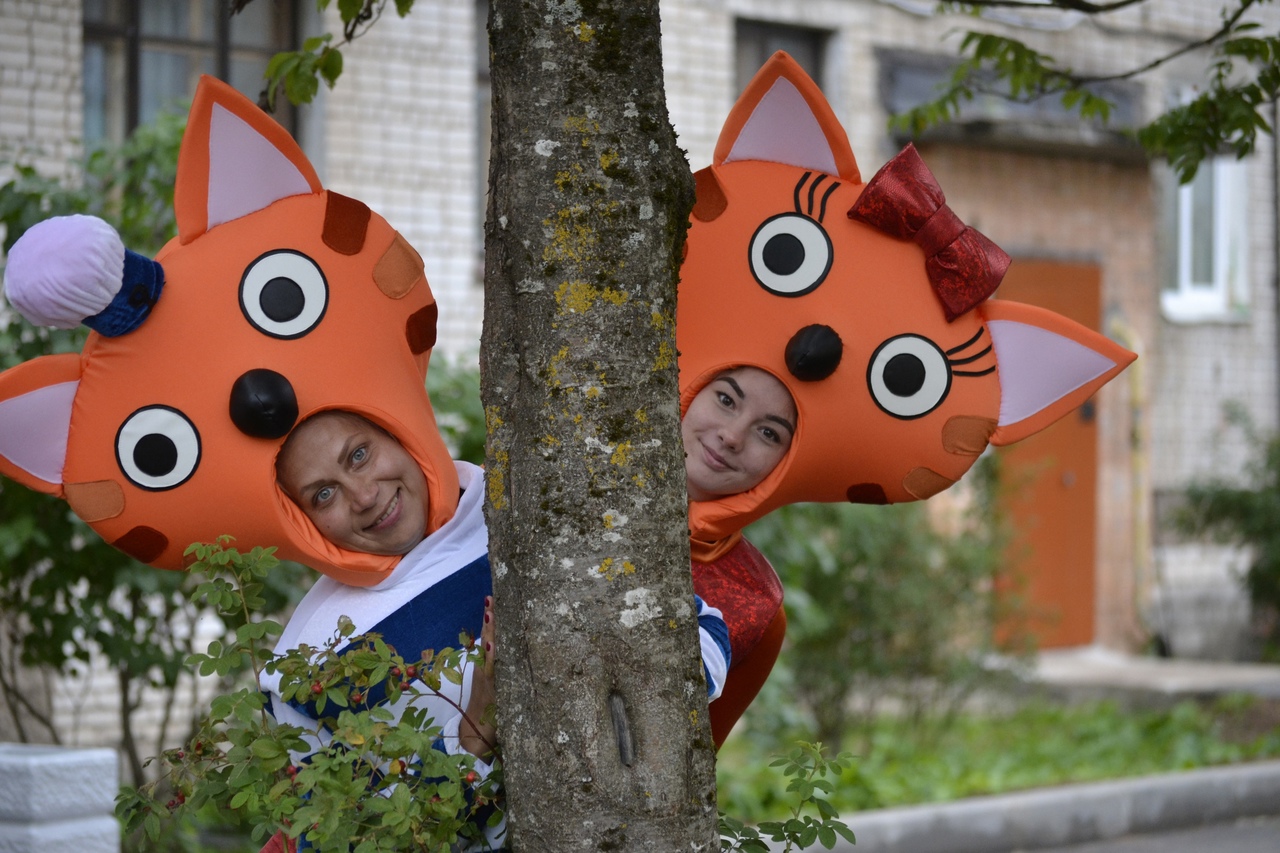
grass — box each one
[716,695,1280,821]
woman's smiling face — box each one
[681,367,796,502]
[277,411,428,556]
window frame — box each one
[1160,154,1251,324]
[83,0,300,145]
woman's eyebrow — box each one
[767,414,795,435]
[721,376,745,398]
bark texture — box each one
[480,1,716,849]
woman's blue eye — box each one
[316,486,335,504]
[352,446,368,464]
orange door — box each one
[995,260,1101,648]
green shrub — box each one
[1176,406,1280,656]
[741,455,1020,752]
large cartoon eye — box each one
[116,406,201,490]
[239,250,328,339]
[867,335,952,419]
[748,213,833,297]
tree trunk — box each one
[480,1,716,849]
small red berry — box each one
[311,682,323,695]
[350,691,364,703]
[193,741,204,755]
[390,666,402,678]
[399,681,410,691]
[175,751,185,760]
[405,665,417,679]
[286,765,298,778]
[166,799,176,809]
[176,793,186,805]
[464,771,479,784]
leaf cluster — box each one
[719,742,856,853]
[251,0,417,112]
[117,538,500,853]
[895,0,1280,183]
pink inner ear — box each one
[207,103,315,230]
[723,77,840,175]
[988,319,1118,427]
[0,380,77,485]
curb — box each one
[803,759,1280,853]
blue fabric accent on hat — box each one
[84,249,164,337]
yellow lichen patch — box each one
[554,163,584,192]
[585,385,602,399]
[631,472,648,488]
[487,448,509,511]
[546,346,571,386]
[541,434,561,448]
[543,208,596,266]
[611,440,632,466]
[555,279,630,315]
[484,405,505,430]
[634,408,648,423]
[622,560,636,575]
[564,115,600,137]
[652,339,675,371]
[572,21,595,42]
[597,558,614,576]
[599,149,619,172]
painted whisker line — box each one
[793,171,812,214]
[947,344,993,366]
[818,181,839,222]
[946,328,987,355]
[807,174,827,217]
[792,171,840,221]
[952,366,997,378]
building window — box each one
[735,19,828,93]
[1161,155,1250,323]
[83,0,299,145]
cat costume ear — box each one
[982,300,1134,446]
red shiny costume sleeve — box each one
[692,537,785,747]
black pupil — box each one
[884,353,926,397]
[763,232,805,276]
[134,433,178,477]
[260,277,305,323]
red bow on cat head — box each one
[848,144,1010,321]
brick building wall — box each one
[0,0,82,190]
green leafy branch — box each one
[116,537,500,853]
[719,742,857,852]
[245,0,418,111]
[895,0,1279,182]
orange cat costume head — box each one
[0,76,456,587]
[679,52,1136,558]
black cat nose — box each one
[230,369,298,439]
[785,324,843,381]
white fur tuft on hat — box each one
[3,214,126,329]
